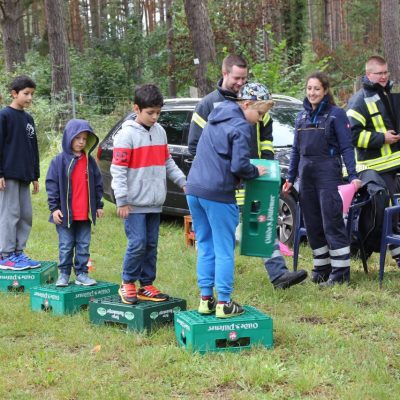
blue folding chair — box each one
[379,204,400,286]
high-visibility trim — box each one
[235,189,245,205]
[381,143,392,157]
[347,109,366,126]
[313,258,331,266]
[313,245,329,256]
[331,259,350,268]
[356,150,400,172]
[256,123,261,158]
[192,112,206,128]
[357,130,371,148]
[329,246,350,256]
[263,112,271,126]
[260,140,274,153]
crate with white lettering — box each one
[0,261,57,293]
[174,306,273,353]
[89,295,186,332]
[30,281,119,315]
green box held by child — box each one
[240,159,280,258]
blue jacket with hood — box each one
[186,100,259,203]
[46,119,104,227]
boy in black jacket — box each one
[0,76,41,270]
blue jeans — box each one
[122,213,160,284]
[263,239,289,282]
[187,195,239,302]
[56,221,91,276]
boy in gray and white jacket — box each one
[111,84,186,305]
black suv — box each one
[96,95,303,245]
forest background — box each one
[0,0,399,146]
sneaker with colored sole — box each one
[216,300,245,319]
[137,285,169,302]
[119,282,138,304]
[15,252,41,268]
[198,297,216,314]
[75,273,97,286]
[0,254,30,271]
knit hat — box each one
[239,82,271,101]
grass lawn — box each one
[1,160,400,399]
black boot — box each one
[272,270,308,289]
[319,267,350,288]
[311,266,332,284]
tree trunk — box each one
[382,0,400,84]
[89,0,100,39]
[183,0,216,96]
[69,0,84,52]
[166,0,176,97]
[0,0,26,71]
[44,0,72,102]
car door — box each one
[158,109,191,212]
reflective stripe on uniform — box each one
[313,258,331,266]
[263,113,271,126]
[357,130,371,148]
[331,258,350,268]
[260,140,274,153]
[313,245,329,256]
[236,189,245,206]
[356,150,400,172]
[256,123,261,157]
[329,246,350,256]
[192,112,206,128]
[347,109,366,126]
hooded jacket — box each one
[46,119,104,227]
[110,119,186,213]
[186,100,259,203]
[347,77,400,171]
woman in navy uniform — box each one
[283,72,361,286]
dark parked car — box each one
[96,95,303,245]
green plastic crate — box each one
[0,261,57,293]
[89,295,186,332]
[174,306,273,353]
[30,281,119,315]
[240,159,280,258]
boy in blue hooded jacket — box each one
[46,119,104,287]
[186,83,271,318]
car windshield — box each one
[270,108,300,147]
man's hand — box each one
[384,130,400,144]
[282,180,293,196]
[117,205,131,219]
[32,180,39,194]
[0,178,5,191]
[52,210,63,224]
[257,166,267,176]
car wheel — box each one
[277,193,296,246]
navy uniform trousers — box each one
[298,119,350,282]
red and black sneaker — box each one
[118,282,138,305]
[137,285,169,302]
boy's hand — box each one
[282,180,292,197]
[52,210,63,224]
[0,178,5,191]
[351,179,362,191]
[117,205,131,219]
[32,180,39,194]
[257,166,267,176]
[96,209,104,218]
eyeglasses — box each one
[371,71,390,77]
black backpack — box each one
[350,170,391,259]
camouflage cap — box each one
[239,82,271,101]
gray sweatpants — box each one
[0,179,32,257]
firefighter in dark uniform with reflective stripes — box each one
[188,54,307,289]
[284,72,361,286]
[347,55,400,262]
